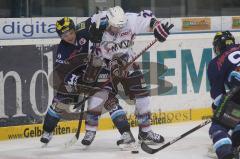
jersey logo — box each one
[120,31,130,36]
[57,53,61,59]
[102,40,133,53]
[79,38,87,45]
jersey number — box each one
[138,10,153,18]
[228,51,240,66]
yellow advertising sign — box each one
[0,107,212,141]
[182,18,211,31]
[232,17,240,29]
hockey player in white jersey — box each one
[85,6,174,146]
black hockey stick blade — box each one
[141,119,212,154]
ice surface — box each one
[0,121,213,159]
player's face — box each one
[214,46,220,55]
[61,29,76,44]
[109,26,121,34]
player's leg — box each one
[104,93,131,134]
[41,93,79,145]
[41,101,60,144]
[232,124,240,158]
[135,96,164,145]
[123,68,164,145]
[81,89,108,146]
[104,93,137,150]
[209,122,233,159]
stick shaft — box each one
[74,39,158,109]
[141,119,212,154]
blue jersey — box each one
[207,44,240,104]
[53,18,111,94]
[55,18,91,66]
[53,18,91,93]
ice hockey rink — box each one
[0,121,214,159]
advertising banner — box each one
[2,32,240,140]
[0,16,239,39]
[232,16,240,29]
[182,17,211,31]
[0,43,57,126]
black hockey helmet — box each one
[213,31,235,55]
[56,17,75,37]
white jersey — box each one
[90,10,155,61]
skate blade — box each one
[41,143,48,148]
[82,145,90,150]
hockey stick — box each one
[65,96,86,148]
[65,38,159,147]
[141,119,212,154]
[73,38,158,110]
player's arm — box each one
[207,63,226,109]
[88,12,108,43]
[75,17,91,32]
[127,10,174,42]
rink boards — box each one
[1,32,240,141]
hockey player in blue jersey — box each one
[40,17,135,150]
[208,31,240,159]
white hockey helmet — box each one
[106,6,127,28]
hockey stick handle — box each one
[141,119,212,154]
[124,38,158,70]
[73,38,158,109]
[75,96,86,139]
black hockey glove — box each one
[153,21,174,42]
[110,53,129,79]
[89,22,105,43]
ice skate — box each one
[138,130,164,145]
[116,131,138,153]
[81,130,96,146]
[40,131,53,147]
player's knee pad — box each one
[135,96,150,114]
[209,125,233,159]
[85,111,101,131]
[43,106,61,133]
[232,124,240,147]
[88,90,108,111]
[109,105,130,134]
[43,96,76,133]
[209,122,230,137]
[136,112,151,131]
